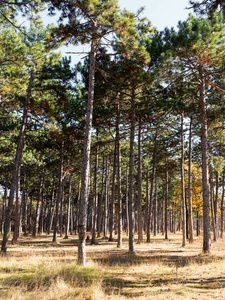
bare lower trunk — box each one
[78,39,96,265]
[221,173,224,238]
[1,71,33,254]
[181,114,186,247]
[33,169,44,237]
[137,118,143,243]
[12,170,21,243]
[165,162,169,240]
[97,155,104,237]
[116,102,122,248]
[65,170,72,239]
[199,65,211,253]
[109,140,116,242]
[188,117,194,243]
[128,88,135,253]
[53,141,64,242]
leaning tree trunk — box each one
[128,87,136,253]
[137,118,143,243]
[188,117,194,243]
[181,113,186,247]
[199,65,211,253]
[78,39,96,265]
[1,71,33,254]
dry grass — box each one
[0,232,225,299]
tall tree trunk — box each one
[23,170,28,235]
[144,169,149,235]
[109,140,116,241]
[116,102,122,248]
[33,169,44,236]
[12,169,21,243]
[65,169,73,239]
[97,154,104,237]
[91,131,99,245]
[154,176,158,236]
[147,128,158,243]
[181,113,186,247]
[60,179,65,237]
[221,173,224,238]
[209,162,217,242]
[199,65,211,253]
[1,71,33,254]
[188,117,194,243]
[53,141,64,242]
[137,118,143,243]
[165,162,169,240]
[78,39,96,265]
[104,158,110,238]
[47,177,55,235]
[215,171,219,239]
[128,88,136,253]
[125,165,129,235]
[1,168,8,235]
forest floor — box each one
[0,232,225,299]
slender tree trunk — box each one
[147,128,157,243]
[104,158,110,237]
[53,141,64,242]
[128,88,136,253]
[137,118,143,243]
[215,171,219,239]
[29,194,32,234]
[1,71,33,253]
[65,170,72,239]
[91,131,99,245]
[12,170,21,243]
[1,168,8,235]
[125,165,129,235]
[33,169,44,237]
[154,176,158,236]
[145,169,149,235]
[221,173,224,238]
[78,39,96,265]
[47,178,55,235]
[181,113,186,247]
[199,65,211,253]
[116,102,122,248]
[23,171,28,235]
[165,162,169,240]
[60,179,65,237]
[109,140,116,241]
[97,154,104,237]
[188,117,194,243]
[210,162,217,242]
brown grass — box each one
[0,232,225,299]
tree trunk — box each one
[65,169,72,239]
[53,141,64,242]
[154,176,158,236]
[104,158,110,238]
[33,169,44,236]
[78,39,96,265]
[137,118,143,243]
[1,71,33,254]
[199,65,211,253]
[1,168,8,235]
[181,113,186,247]
[91,131,99,245]
[188,117,194,243]
[125,165,129,235]
[97,154,104,237]
[116,102,122,248]
[12,170,21,243]
[128,88,136,253]
[109,140,116,242]
[221,173,224,238]
[165,162,169,240]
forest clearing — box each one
[0,232,225,300]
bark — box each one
[1,168,8,235]
[47,178,56,235]
[128,88,136,253]
[165,163,169,240]
[59,179,65,237]
[147,128,157,242]
[154,176,158,236]
[78,39,96,265]
[221,173,225,238]
[210,163,217,242]
[199,65,211,253]
[12,170,21,243]
[53,141,64,242]
[109,139,116,241]
[23,171,28,235]
[97,154,104,237]
[137,118,143,243]
[104,158,110,237]
[33,169,44,236]
[125,166,129,235]
[1,71,33,253]
[188,117,194,243]
[144,169,149,235]
[91,131,99,245]
[116,102,122,248]
[181,113,186,247]
[65,170,73,239]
